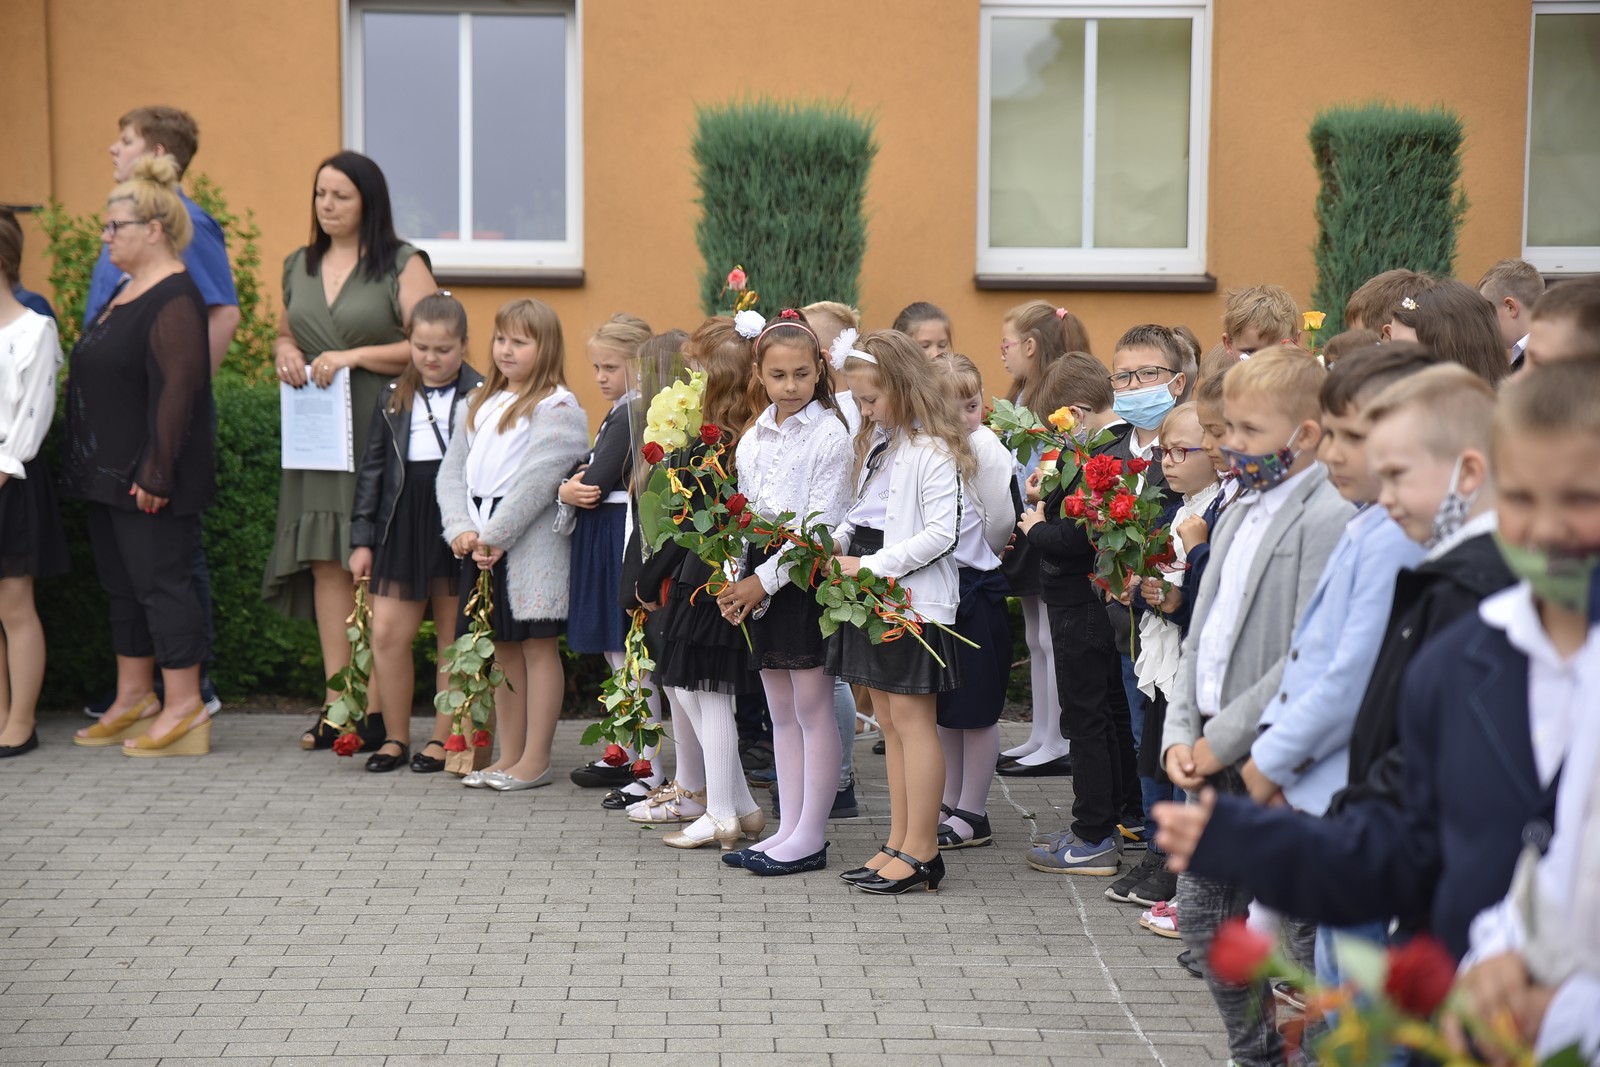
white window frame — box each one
[977,0,1211,279]
[341,0,583,275]
[1523,0,1600,274]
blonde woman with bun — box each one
[66,156,216,757]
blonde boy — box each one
[1476,258,1546,370]
[1221,284,1299,357]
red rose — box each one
[601,743,628,767]
[641,442,665,465]
[471,729,492,749]
[1383,935,1457,1018]
[737,511,753,529]
[631,758,653,780]
[1208,918,1274,985]
[726,493,748,515]
[726,266,748,292]
[1145,545,1177,569]
[1108,491,1136,523]
[1082,454,1124,493]
[700,424,721,446]
[1061,489,1089,519]
[1127,457,1151,475]
[332,732,362,757]
[444,733,468,753]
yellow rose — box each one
[1303,311,1326,331]
[1048,406,1077,432]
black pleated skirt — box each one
[746,543,826,671]
[656,557,759,696]
[370,460,460,602]
[0,455,69,579]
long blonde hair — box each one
[841,330,977,482]
[468,297,567,433]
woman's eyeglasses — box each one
[1151,445,1206,464]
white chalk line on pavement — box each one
[995,774,1173,1067]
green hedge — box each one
[1309,102,1469,335]
[693,98,877,314]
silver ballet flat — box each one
[462,770,508,789]
[488,768,553,792]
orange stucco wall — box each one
[9,0,1534,422]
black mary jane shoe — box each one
[602,784,651,810]
[839,845,906,885]
[853,852,945,896]
[0,731,39,758]
[366,740,409,773]
[937,809,994,850]
[410,739,446,773]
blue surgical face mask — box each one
[1113,382,1177,431]
[1220,426,1304,492]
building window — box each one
[1525,2,1600,274]
[343,0,581,277]
[978,1,1210,280]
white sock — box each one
[671,688,755,822]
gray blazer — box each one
[1161,464,1355,767]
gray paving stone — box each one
[0,714,1230,1064]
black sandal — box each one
[300,710,335,750]
[365,740,408,773]
[410,739,446,773]
[937,808,994,850]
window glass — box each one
[988,18,1086,249]
[471,13,567,241]
[1094,18,1190,249]
[1527,12,1600,249]
[362,11,459,241]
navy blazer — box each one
[1187,610,1559,959]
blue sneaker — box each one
[1026,830,1121,876]
[747,766,778,788]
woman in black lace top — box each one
[65,156,215,758]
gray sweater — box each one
[437,398,590,622]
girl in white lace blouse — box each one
[717,309,854,876]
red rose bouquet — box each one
[435,568,503,775]
[322,576,372,757]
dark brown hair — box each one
[1390,279,1509,385]
[748,308,840,424]
[1319,341,1437,417]
[1532,279,1600,356]
[1344,269,1436,331]
[1033,351,1114,416]
[1005,300,1091,406]
[1320,328,1382,368]
[892,301,952,338]
[389,292,470,414]
[0,210,21,285]
[120,105,200,175]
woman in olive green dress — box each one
[266,151,436,747]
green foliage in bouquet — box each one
[692,98,877,313]
[436,569,505,753]
[1309,102,1469,335]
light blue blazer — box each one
[1251,505,1424,814]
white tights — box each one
[938,724,1001,839]
[1002,596,1069,764]
[666,687,758,837]
[752,667,841,862]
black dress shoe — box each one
[569,763,636,788]
[840,845,903,884]
[365,740,408,773]
[0,731,38,758]
[410,740,446,773]
[1177,949,1203,978]
[854,852,945,895]
[995,754,1073,777]
[602,784,650,810]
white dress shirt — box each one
[407,385,456,462]
[464,385,577,530]
[1195,464,1319,717]
[735,399,854,593]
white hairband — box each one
[733,310,766,339]
[829,328,875,370]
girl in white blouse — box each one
[0,218,66,759]
[717,309,854,875]
[437,298,589,791]
[831,330,978,895]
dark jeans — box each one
[191,519,214,665]
[86,504,207,669]
[1048,598,1132,844]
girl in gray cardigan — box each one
[436,299,589,793]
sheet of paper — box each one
[280,367,354,472]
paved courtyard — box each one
[0,713,1229,1066]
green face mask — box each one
[1494,533,1600,617]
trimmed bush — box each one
[692,98,877,314]
[1309,103,1469,335]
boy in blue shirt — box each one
[83,107,237,716]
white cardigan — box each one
[836,430,963,625]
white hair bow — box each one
[829,328,874,370]
[733,310,766,339]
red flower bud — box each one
[737,511,753,529]
[1383,935,1457,1019]
[1127,457,1151,475]
[641,442,665,465]
[601,743,628,767]
[471,729,492,749]
[332,732,362,757]
[630,758,653,780]
[726,493,748,515]
[700,424,721,446]
[444,733,468,752]
[1207,918,1275,986]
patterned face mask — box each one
[1495,534,1600,617]
[1425,455,1475,550]
[1220,426,1304,492]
